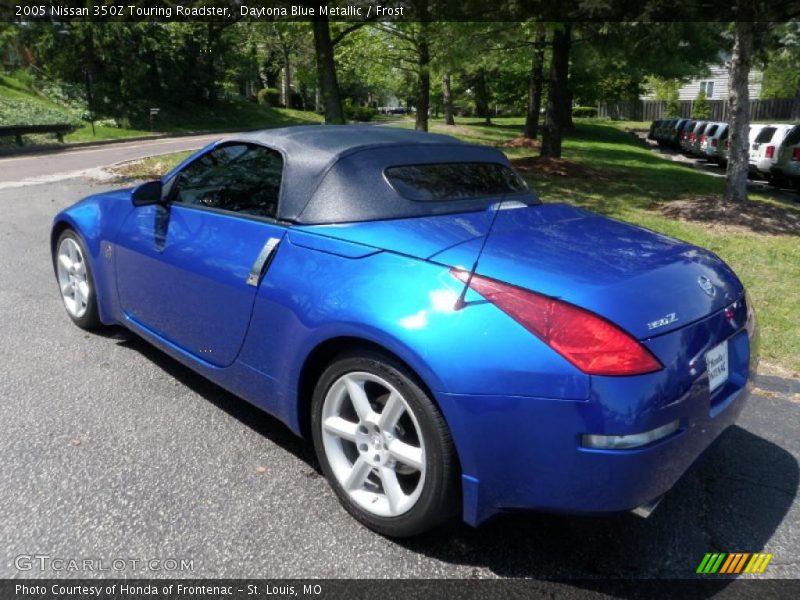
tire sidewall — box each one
[311,351,457,537]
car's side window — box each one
[170,143,283,220]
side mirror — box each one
[131,180,163,206]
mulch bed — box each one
[658,196,800,237]
[510,155,612,181]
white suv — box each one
[749,124,796,179]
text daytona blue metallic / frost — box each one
[14,554,193,572]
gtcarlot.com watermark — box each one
[15,554,194,573]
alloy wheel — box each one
[56,237,90,318]
[320,371,426,517]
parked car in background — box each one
[701,123,729,162]
[653,119,673,146]
[679,119,696,152]
[647,120,661,141]
[670,119,692,149]
[749,124,796,180]
[770,124,800,191]
[688,121,710,157]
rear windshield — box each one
[706,125,719,136]
[385,163,528,201]
[695,124,708,134]
[755,127,777,143]
[783,126,800,146]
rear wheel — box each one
[54,229,100,330]
[311,351,459,537]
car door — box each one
[115,142,286,367]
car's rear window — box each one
[706,125,719,136]
[755,127,777,143]
[783,126,800,146]
[385,163,528,201]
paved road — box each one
[0,177,798,582]
[0,133,228,188]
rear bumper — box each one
[770,166,800,183]
[439,298,758,527]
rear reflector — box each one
[450,269,663,376]
[582,419,680,450]
[765,145,775,158]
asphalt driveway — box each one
[0,175,798,581]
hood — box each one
[299,203,744,340]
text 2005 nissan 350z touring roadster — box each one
[51,126,758,537]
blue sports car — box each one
[51,126,758,537]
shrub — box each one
[0,96,82,127]
[256,87,281,107]
[572,106,598,118]
[692,89,711,119]
[343,99,377,122]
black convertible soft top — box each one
[221,125,534,224]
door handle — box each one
[246,237,281,287]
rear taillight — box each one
[700,135,707,144]
[450,269,663,376]
[766,146,775,158]
[793,148,800,161]
[711,138,717,147]
[690,133,696,142]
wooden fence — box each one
[598,99,797,122]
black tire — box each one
[311,350,460,537]
[53,229,101,330]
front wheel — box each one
[311,351,460,537]
[53,229,100,330]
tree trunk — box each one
[474,69,491,125]
[281,48,292,108]
[415,36,430,131]
[443,71,455,126]
[523,26,545,139]
[311,18,344,124]
[723,20,754,203]
[541,25,571,158]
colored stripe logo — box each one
[696,552,773,574]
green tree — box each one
[692,88,711,118]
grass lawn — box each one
[113,117,800,376]
[1,73,323,145]
[65,103,323,143]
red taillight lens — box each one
[700,135,706,144]
[711,138,718,147]
[765,145,775,158]
[793,148,800,161]
[450,269,663,376]
[689,133,696,142]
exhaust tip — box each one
[631,496,663,519]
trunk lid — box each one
[432,204,744,339]
[300,203,744,340]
